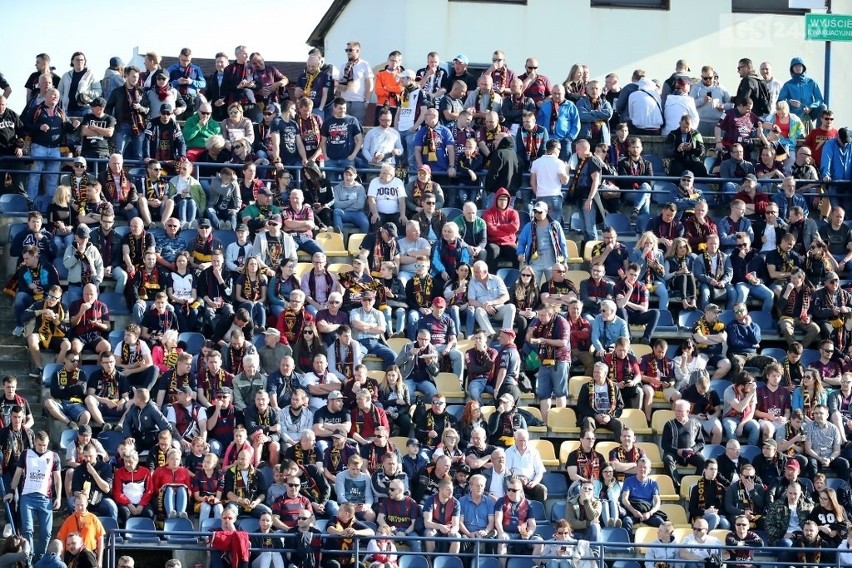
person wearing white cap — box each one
[517,198,568,284]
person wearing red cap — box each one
[416,296,462,377]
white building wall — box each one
[322,0,852,123]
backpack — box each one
[752,77,772,116]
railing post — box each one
[597,542,606,568]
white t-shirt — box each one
[530,154,566,197]
[340,60,374,102]
[368,177,405,215]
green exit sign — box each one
[805,13,852,41]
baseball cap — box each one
[179,385,194,394]
[91,97,106,107]
[455,464,471,475]
[825,272,840,282]
[75,225,91,238]
[500,328,516,339]
[263,328,281,337]
[198,218,212,229]
[681,170,695,179]
[235,223,249,232]
[400,70,416,79]
[381,222,398,238]
[532,201,548,213]
[432,297,447,308]
[406,438,420,447]
[73,156,87,166]
[160,102,174,114]
[78,424,92,435]
[499,393,515,404]
[217,386,233,395]
[328,390,344,400]
[743,173,758,183]
[704,303,721,313]
[762,439,777,449]
[453,54,469,65]
[268,214,283,224]
[342,165,357,175]
[331,429,347,439]
[785,459,800,470]
[418,164,431,174]
[109,56,124,68]
[258,187,274,197]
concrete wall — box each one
[322,0,852,121]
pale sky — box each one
[2,0,334,109]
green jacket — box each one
[764,495,813,543]
[183,114,222,149]
[168,176,207,210]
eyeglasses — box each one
[424,201,436,205]
[229,110,240,115]
[743,475,755,480]
[693,527,707,532]
[68,359,80,364]
[701,76,714,81]
[150,167,162,172]
[47,294,61,300]
[521,274,532,278]
[288,483,301,488]
[735,523,749,527]
[507,488,520,493]
[734,309,747,314]
[303,331,314,335]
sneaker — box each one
[223,221,231,231]
[189,220,198,230]
[178,511,189,519]
[168,510,178,519]
[629,209,639,223]
[11,326,24,338]
[613,519,622,528]
[29,367,43,379]
[181,221,190,230]
[102,423,113,431]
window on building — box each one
[591,0,669,9]
[732,0,810,14]
[448,0,527,4]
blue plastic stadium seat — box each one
[677,309,702,330]
[178,332,205,355]
[604,213,632,234]
[100,291,130,316]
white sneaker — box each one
[189,220,198,230]
[181,221,190,230]
[12,326,24,338]
[223,221,231,231]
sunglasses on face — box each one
[73,164,86,168]
[229,110,240,115]
[199,112,211,116]
[288,483,301,488]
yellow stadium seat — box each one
[480,405,496,422]
[651,410,676,435]
[631,343,653,358]
[435,373,464,399]
[634,526,659,553]
[559,440,581,464]
[386,337,409,355]
[679,474,702,501]
[456,339,475,351]
[316,232,347,257]
[637,442,664,469]
[547,407,580,435]
[649,474,679,502]
[327,263,353,275]
[390,436,409,450]
[347,233,367,257]
[620,409,652,435]
[367,370,386,383]
[595,441,619,460]
[671,527,691,541]
[565,240,583,265]
[565,270,590,292]
[709,529,730,542]
[568,376,591,402]
[294,262,312,279]
[660,503,689,527]
[583,240,602,263]
[529,439,559,467]
[518,406,547,433]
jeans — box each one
[407,310,426,340]
[735,282,774,313]
[357,337,395,368]
[650,281,669,311]
[699,283,736,310]
[626,182,652,215]
[536,194,564,226]
[702,512,730,530]
[599,499,620,526]
[332,209,370,233]
[347,101,367,125]
[20,492,52,560]
[14,292,34,327]
[405,378,438,399]
[537,361,569,399]
[175,196,198,224]
[380,306,406,335]
[294,234,323,256]
[111,266,128,296]
[224,501,272,518]
[467,377,493,405]
[53,234,73,256]
[163,485,189,516]
[325,158,354,183]
[252,551,285,568]
[402,129,418,173]
[114,122,146,162]
[26,144,61,203]
[722,417,760,445]
[206,207,238,230]
[199,501,224,522]
[448,305,475,338]
[241,301,267,329]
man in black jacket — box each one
[661,399,706,490]
[0,95,26,196]
[485,134,520,198]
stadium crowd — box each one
[1,39,852,568]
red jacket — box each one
[211,530,251,564]
[112,465,154,506]
[482,187,520,246]
[152,465,193,495]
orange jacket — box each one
[375,69,403,107]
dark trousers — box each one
[617,307,660,342]
[663,450,706,488]
[486,243,519,267]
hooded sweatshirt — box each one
[778,57,824,118]
[483,187,520,246]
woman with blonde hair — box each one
[664,237,697,310]
[235,256,268,330]
[629,231,668,310]
[431,427,464,467]
[220,102,254,151]
[48,184,75,252]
